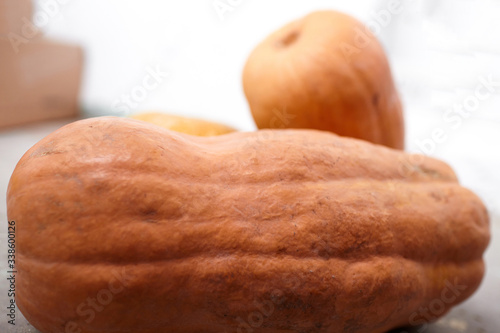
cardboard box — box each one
[0,38,83,128]
[0,0,33,36]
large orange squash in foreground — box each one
[7,117,489,333]
[243,10,405,149]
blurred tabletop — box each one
[0,118,499,333]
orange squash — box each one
[243,10,405,149]
[130,112,236,136]
[7,117,488,333]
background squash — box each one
[130,112,236,136]
[7,117,489,333]
[243,10,405,149]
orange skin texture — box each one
[7,117,489,333]
[130,112,236,136]
[243,10,405,149]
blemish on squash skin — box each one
[413,164,450,180]
[430,192,443,202]
[276,30,300,48]
[140,208,159,223]
[32,149,66,157]
[141,208,157,215]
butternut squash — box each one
[7,117,489,333]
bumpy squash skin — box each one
[130,112,236,136]
[243,10,405,149]
[7,117,489,333]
